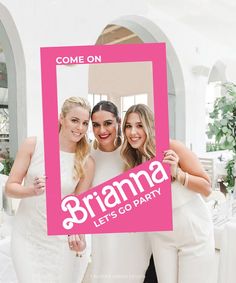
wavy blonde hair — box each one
[60,96,91,179]
[121,104,155,170]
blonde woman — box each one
[121,104,215,283]
[6,97,95,283]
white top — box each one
[90,148,153,283]
[14,138,78,234]
[91,146,124,186]
[172,181,199,209]
[11,138,86,283]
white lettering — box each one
[150,161,168,183]
[61,161,168,229]
[61,196,88,229]
[102,185,122,208]
[55,56,85,64]
[87,55,102,63]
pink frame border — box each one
[40,43,171,235]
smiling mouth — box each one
[72,131,81,137]
[99,134,110,140]
[129,137,140,142]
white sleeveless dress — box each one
[90,147,151,283]
[11,139,86,283]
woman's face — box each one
[59,106,90,143]
[92,110,118,151]
[124,112,147,150]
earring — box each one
[114,135,122,148]
[93,139,98,150]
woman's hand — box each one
[33,176,46,196]
[68,234,86,256]
[162,149,180,178]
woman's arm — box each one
[165,140,211,197]
[5,137,45,198]
[74,155,95,194]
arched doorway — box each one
[0,3,26,157]
[89,15,186,141]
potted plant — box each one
[0,150,14,176]
[0,151,14,216]
[207,82,236,194]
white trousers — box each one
[91,233,151,283]
[149,196,215,283]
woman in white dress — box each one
[5,97,95,283]
[121,104,215,283]
[90,101,151,283]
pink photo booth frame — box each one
[40,43,172,235]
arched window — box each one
[89,18,185,141]
[0,3,26,157]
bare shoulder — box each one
[19,136,37,156]
[7,137,37,181]
[23,136,37,146]
[170,139,196,158]
[170,139,206,176]
[170,139,187,152]
[169,139,198,166]
[170,140,196,156]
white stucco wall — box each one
[0,0,147,139]
[144,7,235,154]
[0,0,235,155]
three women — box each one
[7,97,214,283]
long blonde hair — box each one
[60,97,91,179]
[121,104,155,170]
